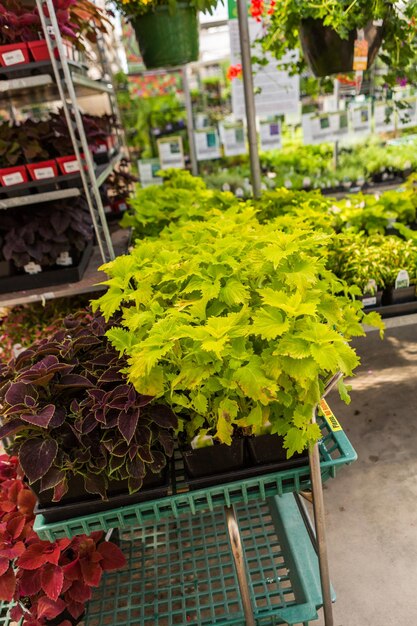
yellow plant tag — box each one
[320,399,343,432]
[353,39,369,71]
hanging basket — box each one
[132,3,199,70]
[299,18,384,77]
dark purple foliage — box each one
[0,310,177,501]
[0,198,93,269]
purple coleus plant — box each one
[0,310,177,502]
[0,197,93,269]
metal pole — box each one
[225,506,256,626]
[309,408,334,626]
[39,0,115,262]
[236,0,262,198]
[182,66,198,176]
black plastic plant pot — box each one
[46,609,84,626]
[33,467,169,523]
[247,434,308,466]
[181,438,245,479]
[299,18,384,77]
[383,285,417,305]
[360,291,383,308]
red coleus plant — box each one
[0,455,126,626]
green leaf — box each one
[220,279,249,305]
[92,288,124,320]
[233,357,278,404]
[215,398,238,445]
[192,392,208,414]
[337,378,352,405]
[284,427,307,457]
[251,307,290,339]
[310,344,340,372]
[106,327,136,357]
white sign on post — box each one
[374,103,395,134]
[157,136,185,170]
[349,104,372,136]
[219,122,247,157]
[396,98,417,130]
[138,158,163,187]
[194,128,221,161]
[259,119,282,151]
[229,19,299,118]
[302,112,349,145]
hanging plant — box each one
[257,0,417,85]
[114,0,219,69]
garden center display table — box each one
[28,401,356,626]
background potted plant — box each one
[258,0,417,85]
[0,454,126,626]
[114,0,219,69]
[0,199,93,275]
[0,309,177,521]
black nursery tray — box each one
[179,449,309,491]
[0,241,93,294]
[35,475,169,524]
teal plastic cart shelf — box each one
[34,410,357,541]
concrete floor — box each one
[314,315,417,626]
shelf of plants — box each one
[0,0,130,301]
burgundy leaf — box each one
[40,467,66,493]
[147,405,178,429]
[58,374,94,388]
[5,382,27,406]
[53,477,68,503]
[84,474,107,499]
[0,419,26,439]
[118,410,139,445]
[21,404,55,428]
[149,450,167,472]
[19,438,58,483]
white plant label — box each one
[138,158,163,187]
[194,128,221,161]
[302,112,349,145]
[349,104,372,136]
[395,270,410,289]
[219,122,247,157]
[64,160,81,174]
[3,49,25,66]
[157,136,185,170]
[56,251,73,267]
[396,98,417,130]
[259,119,282,151]
[24,262,42,275]
[229,18,299,117]
[374,103,395,133]
[12,343,26,358]
[3,172,24,186]
[362,296,377,307]
[34,167,55,180]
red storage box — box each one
[28,39,74,62]
[0,43,29,67]
[0,165,28,187]
[26,160,58,181]
[56,154,85,175]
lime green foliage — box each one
[95,198,383,456]
[121,169,239,238]
[334,190,417,235]
[328,233,417,292]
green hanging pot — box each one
[132,3,199,69]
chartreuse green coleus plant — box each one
[328,233,417,293]
[93,209,383,457]
[121,169,238,239]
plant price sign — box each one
[302,112,349,145]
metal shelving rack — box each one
[0,0,129,306]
